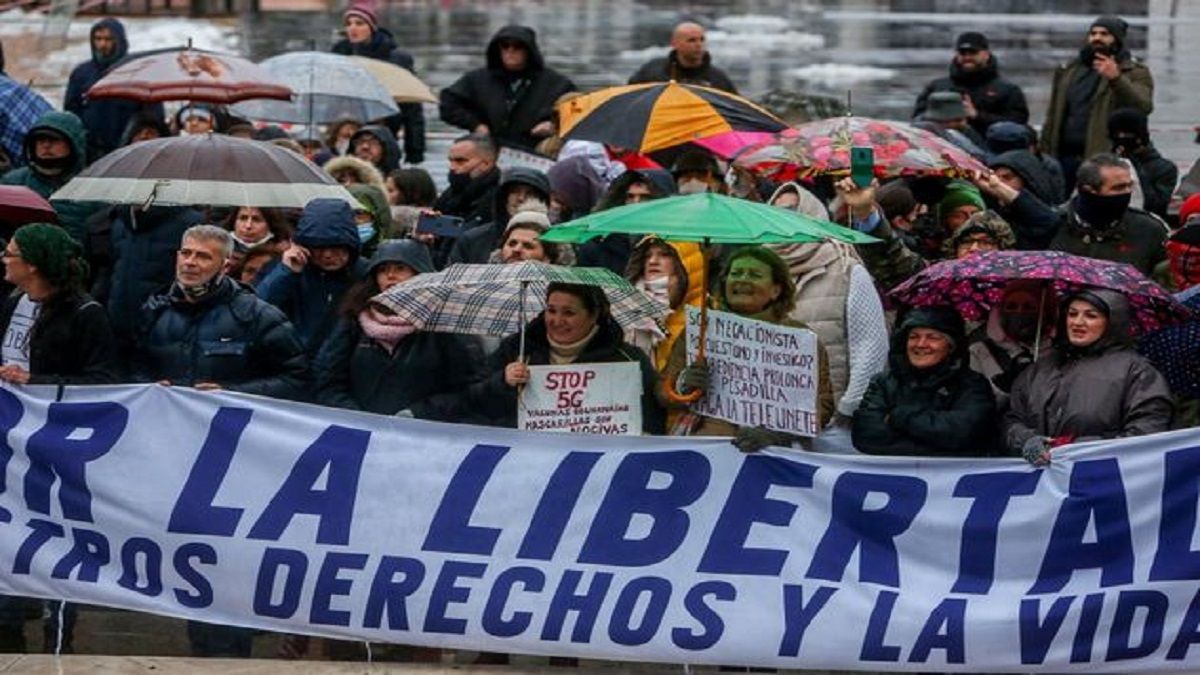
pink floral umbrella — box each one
[889,250,1194,336]
[733,116,986,182]
[693,130,787,160]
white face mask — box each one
[335,139,351,155]
[677,178,710,195]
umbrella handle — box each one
[665,298,708,405]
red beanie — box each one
[1180,193,1200,226]
[343,0,377,32]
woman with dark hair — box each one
[622,237,702,371]
[663,245,834,450]
[467,282,664,433]
[314,239,483,417]
[219,206,293,283]
[386,167,438,236]
[1004,288,1173,465]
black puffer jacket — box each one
[464,313,665,433]
[315,318,485,419]
[447,166,551,266]
[0,291,119,385]
[332,28,425,164]
[135,277,310,400]
[439,25,576,150]
[852,307,997,456]
[913,56,1029,137]
[628,50,737,93]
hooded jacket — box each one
[1,110,101,241]
[63,19,164,159]
[628,49,738,94]
[578,169,677,274]
[913,55,1029,137]
[332,27,425,164]
[346,182,393,256]
[118,111,171,147]
[257,198,368,354]
[1041,49,1154,160]
[447,166,551,266]
[348,125,402,174]
[1004,289,1172,453]
[439,25,577,150]
[852,307,998,456]
[547,154,605,221]
[322,155,387,194]
[988,150,1062,206]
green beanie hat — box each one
[13,223,89,291]
[937,181,986,219]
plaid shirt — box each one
[0,77,54,168]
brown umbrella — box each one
[86,46,292,105]
[0,186,57,226]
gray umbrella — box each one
[50,134,357,209]
[230,51,399,124]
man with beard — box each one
[913,32,1028,138]
[1041,15,1154,187]
[1049,153,1166,275]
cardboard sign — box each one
[518,362,642,435]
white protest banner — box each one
[518,363,642,436]
[4,383,1200,672]
[684,307,820,436]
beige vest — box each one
[774,242,855,404]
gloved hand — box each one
[1022,436,1052,466]
[733,426,793,453]
[677,362,710,394]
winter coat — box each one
[853,308,998,456]
[465,313,665,433]
[135,276,309,400]
[256,199,367,354]
[1127,145,1178,219]
[63,19,164,160]
[323,155,387,194]
[989,149,1063,206]
[1004,290,1172,453]
[913,56,1029,137]
[349,125,402,174]
[1041,53,1154,160]
[104,205,205,354]
[332,29,425,164]
[0,291,118,385]
[447,166,551,266]
[628,50,737,93]
[315,318,485,419]
[439,25,577,151]
[0,111,102,241]
[1049,203,1167,276]
[579,169,676,273]
[346,182,393,256]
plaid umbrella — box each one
[373,262,667,349]
[0,76,53,167]
[889,250,1194,335]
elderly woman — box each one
[315,239,483,418]
[852,307,997,456]
[1004,289,1173,465]
[664,245,834,451]
[468,282,663,433]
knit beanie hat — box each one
[1179,193,1200,226]
[505,199,552,233]
[13,223,89,291]
[343,0,378,32]
[1091,15,1128,47]
[937,181,985,216]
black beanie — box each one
[1091,15,1128,47]
[1107,108,1148,141]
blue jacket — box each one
[63,19,163,160]
[257,198,367,354]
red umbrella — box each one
[0,186,57,226]
[86,46,292,104]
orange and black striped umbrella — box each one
[557,81,787,154]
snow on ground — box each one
[787,63,896,90]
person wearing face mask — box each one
[346,182,394,256]
[219,206,292,283]
[623,237,703,373]
[1004,289,1172,465]
[1049,153,1167,275]
[670,149,725,196]
[385,167,437,236]
[486,200,574,265]
[1107,108,1176,220]
[2,111,102,241]
[325,118,362,157]
[431,133,502,229]
[853,306,997,456]
[547,154,606,224]
[967,280,1057,410]
[447,165,550,266]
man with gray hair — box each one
[133,224,310,405]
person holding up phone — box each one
[1040,15,1153,188]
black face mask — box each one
[447,170,472,191]
[1110,134,1145,155]
[32,153,73,176]
[1074,190,1131,229]
[1000,313,1041,343]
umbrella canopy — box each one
[86,47,292,104]
[347,56,436,104]
[557,82,787,154]
[0,77,54,166]
[733,116,987,181]
[693,129,781,160]
[540,193,878,246]
[50,134,356,209]
[373,261,668,337]
[1138,287,1200,397]
[231,52,398,124]
[889,250,1194,335]
[0,186,57,226]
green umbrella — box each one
[540,192,878,246]
[542,192,878,405]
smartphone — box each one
[415,213,466,238]
[850,146,875,188]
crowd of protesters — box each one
[0,3,1197,660]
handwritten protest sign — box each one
[685,307,819,436]
[518,362,642,435]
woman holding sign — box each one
[664,246,834,450]
[471,282,665,433]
